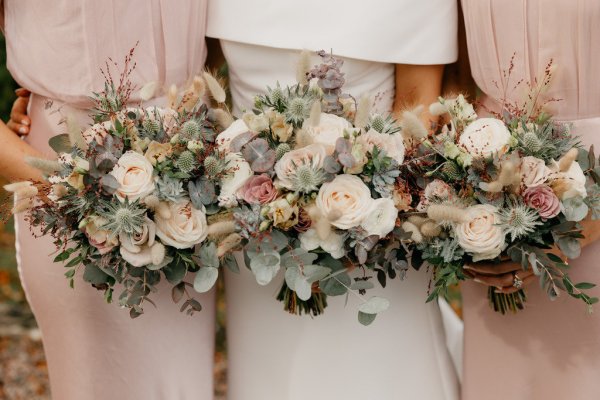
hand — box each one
[464,259,536,294]
[7,88,31,136]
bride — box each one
[207,1,461,399]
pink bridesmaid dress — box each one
[3,1,215,399]
[461,1,600,399]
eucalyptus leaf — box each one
[249,251,281,285]
[350,280,375,291]
[230,131,257,152]
[303,264,331,283]
[223,253,240,273]
[82,264,110,285]
[163,259,187,285]
[242,138,276,172]
[358,296,390,314]
[193,267,219,293]
[557,236,581,259]
[49,134,73,154]
[358,311,377,326]
[281,248,318,269]
[562,197,589,222]
[319,272,351,296]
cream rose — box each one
[82,121,113,145]
[302,113,353,153]
[459,118,511,158]
[84,216,119,255]
[355,129,405,164]
[144,141,173,166]
[215,119,250,153]
[119,217,166,267]
[274,143,328,190]
[360,197,398,238]
[520,156,551,187]
[110,151,156,202]
[455,204,506,261]
[218,152,253,208]
[268,111,293,142]
[424,179,454,200]
[549,161,587,200]
[154,200,209,249]
[242,112,270,133]
[316,174,374,229]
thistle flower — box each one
[369,114,387,133]
[521,131,543,153]
[285,96,312,126]
[442,161,463,180]
[97,198,147,238]
[176,150,196,174]
[181,120,201,140]
[203,155,220,176]
[290,164,327,193]
[498,200,542,241]
[142,118,161,136]
[276,143,291,160]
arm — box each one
[393,64,444,127]
[0,120,43,181]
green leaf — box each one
[193,267,219,293]
[163,259,187,285]
[82,264,110,285]
[64,269,76,278]
[223,253,240,274]
[249,251,281,285]
[350,280,375,291]
[280,248,318,269]
[172,282,185,303]
[319,272,351,296]
[575,282,596,290]
[303,264,331,283]
[64,255,83,269]
[49,134,73,154]
[194,242,219,269]
[54,249,75,263]
[358,311,377,326]
[358,296,390,314]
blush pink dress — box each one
[461,1,600,399]
[3,2,216,399]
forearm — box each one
[393,64,444,126]
[0,121,44,181]
[580,218,600,249]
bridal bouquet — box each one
[401,90,600,313]
[4,50,237,317]
[216,51,416,325]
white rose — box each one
[302,113,353,153]
[110,151,156,202]
[459,118,511,158]
[317,174,374,230]
[218,152,253,208]
[299,228,345,259]
[355,129,405,164]
[550,161,587,200]
[82,120,113,145]
[360,197,398,238]
[455,204,506,261]
[215,119,250,153]
[155,200,208,249]
[274,143,328,190]
[520,156,551,187]
[119,216,166,267]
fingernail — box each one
[464,265,473,270]
[21,119,29,126]
[19,126,28,134]
[474,278,484,284]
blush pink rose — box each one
[239,174,278,205]
[523,185,561,220]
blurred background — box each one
[0,34,461,399]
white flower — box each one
[218,152,252,208]
[110,151,156,202]
[550,161,587,200]
[154,200,209,249]
[355,129,405,164]
[119,217,166,267]
[455,204,506,262]
[360,197,398,238]
[459,118,511,158]
[215,119,250,153]
[317,174,374,230]
[82,121,113,145]
[84,216,119,255]
[274,143,328,191]
[520,156,551,187]
[447,94,477,123]
[299,228,345,259]
[302,113,353,153]
[242,112,270,132]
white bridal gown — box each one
[208,1,460,399]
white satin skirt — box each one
[222,40,459,400]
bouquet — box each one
[401,66,600,313]
[217,51,421,325]
[5,50,240,317]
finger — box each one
[15,88,31,98]
[464,261,521,275]
[471,272,514,289]
[6,120,29,136]
[494,275,537,294]
[11,97,30,126]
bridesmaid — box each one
[459,1,600,399]
[1,1,216,399]
[207,1,461,399]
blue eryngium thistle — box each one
[176,150,196,173]
[285,97,312,126]
[290,164,326,193]
[97,198,146,238]
[498,200,542,242]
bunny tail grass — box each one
[66,114,88,151]
[354,95,372,129]
[296,49,311,86]
[25,157,62,173]
[202,71,226,104]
